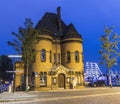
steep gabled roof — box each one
[35,12,67,35]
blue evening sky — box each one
[0,0,120,72]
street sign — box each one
[8,55,22,58]
[6,70,23,73]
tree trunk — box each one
[25,53,29,91]
[108,69,112,87]
[25,63,28,91]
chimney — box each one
[57,6,62,34]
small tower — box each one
[61,23,84,85]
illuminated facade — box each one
[15,7,84,91]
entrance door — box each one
[58,73,65,88]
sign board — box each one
[6,70,23,73]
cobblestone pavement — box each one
[0,87,120,104]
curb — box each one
[0,98,33,103]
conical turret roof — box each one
[66,23,79,35]
[62,23,82,39]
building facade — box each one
[15,7,84,91]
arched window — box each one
[75,72,78,76]
[41,49,46,62]
[75,51,79,62]
[67,51,71,63]
[79,71,81,76]
[40,72,47,86]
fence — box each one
[0,83,10,93]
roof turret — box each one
[66,23,79,34]
[62,23,82,39]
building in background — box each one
[84,62,120,86]
[84,62,103,82]
[14,7,84,91]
